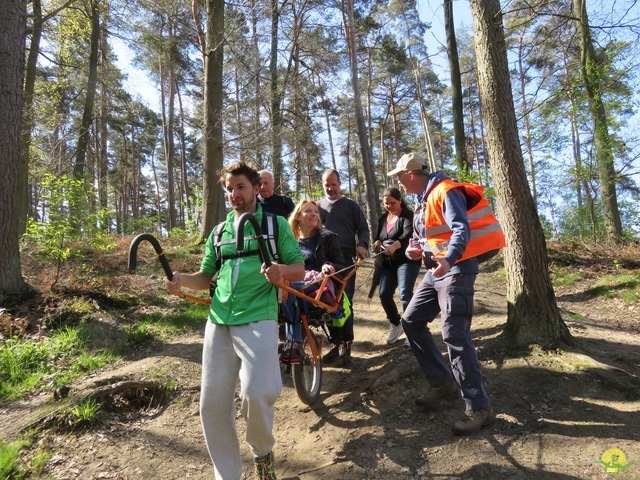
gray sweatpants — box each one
[200,320,282,480]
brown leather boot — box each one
[415,379,460,410]
[452,407,496,435]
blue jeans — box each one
[282,290,303,343]
[379,261,421,325]
[402,271,490,411]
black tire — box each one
[292,331,323,405]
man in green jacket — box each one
[165,161,304,480]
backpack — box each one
[209,212,280,296]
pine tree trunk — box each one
[573,0,623,243]
[0,0,28,298]
[469,0,571,347]
[164,29,178,231]
[17,0,41,236]
[73,0,100,181]
[199,0,225,241]
[98,7,110,229]
[444,0,468,175]
[270,0,284,187]
[342,0,378,236]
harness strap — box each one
[221,249,261,261]
[264,214,279,262]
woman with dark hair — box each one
[280,199,346,361]
[372,187,421,344]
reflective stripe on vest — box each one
[429,223,505,255]
[424,206,498,238]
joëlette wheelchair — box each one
[274,260,357,406]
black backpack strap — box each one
[262,212,280,263]
[214,214,279,268]
[213,221,226,270]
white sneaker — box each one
[386,323,404,344]
[404,337,410,347]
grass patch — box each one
[487,267,506,284]
[28,448,51,477]
[585,273,640,304]
[552,268,583,287]
[69,398,102,430]
[128,303,208,346]
[151,369,179,391]
[0,439,29,480]
[566,311,586,321]
[0,326,118,402]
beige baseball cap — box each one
[387,153,428,176]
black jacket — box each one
[307,227,346,274]
[374,208,420,268]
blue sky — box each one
[113,0,473,110]
[418,0,472,76]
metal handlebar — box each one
[128,233,210,305]
[129,213,273,306]
[128,233,174,280]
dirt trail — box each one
[4,261,640,479]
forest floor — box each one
[1,240,640,480]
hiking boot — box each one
[254,451,276,480]
[386,323,404,344]
[415,379,460,410]
[323,343,340,364]
[452,407,495,436]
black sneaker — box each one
[323,343,340,364]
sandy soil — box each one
[2,258,640,480]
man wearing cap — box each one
[389,152,504,436]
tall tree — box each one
[573,0,623,243]
[199,0,225,240]
[17,0,42,235]
[73,0,100,180]
[70,0,101,226]
[342,0,378,234]
[158,22,178,231]
[469,0,571,346]
[269,0,284,187]
[444,0,468,175]
[0,0,28,298]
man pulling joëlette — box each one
[165,161,304,480]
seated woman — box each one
[280,199,346,362]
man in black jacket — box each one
[258,170,295,218]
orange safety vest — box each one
[422,179,505,263]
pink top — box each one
[386,216,397,233]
